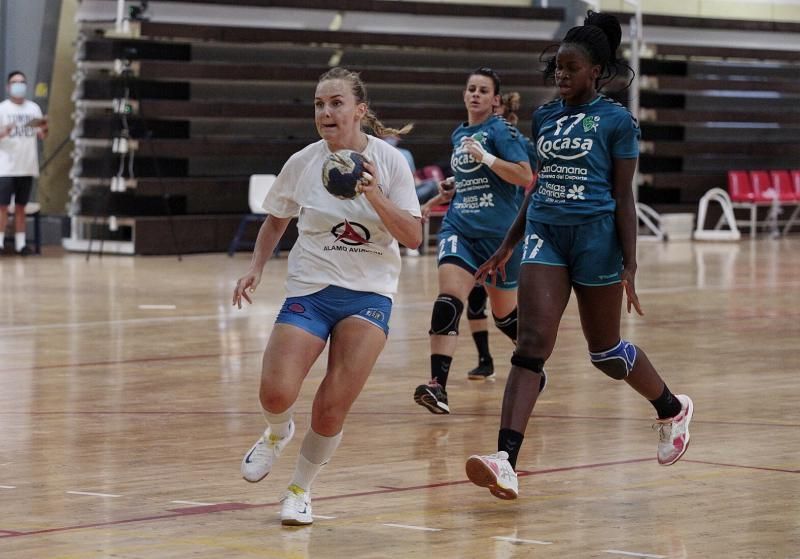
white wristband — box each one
[482,153,496,168]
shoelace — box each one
[653,420,673,443]
[487,451,508,461]
[281,490,309,512]
[253,433,285,460]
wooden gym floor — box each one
[0,238,798,558]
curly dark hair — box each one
[541,11,633,91]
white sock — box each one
[15,232,25,252]
[289,429,343,491]
[263,405,294,439]
[0,232,4,248]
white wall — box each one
[0,0,47,83]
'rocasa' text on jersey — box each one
[537,136,594,161]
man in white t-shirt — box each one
[0,71,48,255]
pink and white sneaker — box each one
[465,450,519,500]
[655,394,694,465]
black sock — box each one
[431,354,452,388]
[498,428,525,470]
[649,384,682,419]
[472,331,492,364]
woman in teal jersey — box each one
[413,68,533,415]
[467,12,694,500]
[421,91,533,382]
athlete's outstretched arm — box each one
[612,157,643,315]
[232,215,292,308]
[361,160,422,249]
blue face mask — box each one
[9,82,27,99]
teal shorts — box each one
[521,214,623,286]
[437,226,522,290]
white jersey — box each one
[263,135,421,299]
[0,99,43,177]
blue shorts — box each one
[275,285,392,340]
[521,214,623,286]
[437,226,522,290]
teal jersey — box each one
[528,95,640,225]
[443,115,528,238]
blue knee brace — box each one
[590,339,637,380]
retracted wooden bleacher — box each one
[621,12,800,230]
[69,0,563,254]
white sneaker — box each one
[655,394,693,466]
[465,450,519,500]
[280,484,313,526]
[241,420,295,482]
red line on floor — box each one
[0,411,797,430]
[1,454,794,540]
[0,349,265,375]
[683,459,799,474]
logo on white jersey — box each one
[325,220,383,255]
[331,220,371,246]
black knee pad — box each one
[510,352,544,373]
[493,308,518,342]
[429,294,464,336]
[466,285,488,320]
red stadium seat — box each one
[727,170,754,202]
[783,170,800,234]
[769,171,796,202]
[421,203,449,255]
[791,170,800,199]
[419,165,445,183]
[748,170,776,202]
[726,170,790,236]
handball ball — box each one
[322,149,370,200]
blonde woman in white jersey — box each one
[232,67,421,526]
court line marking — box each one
[169,500,214,506]
[3,307,799,376]
[683,460,799,474]
[66,491,122,498]
[0,349,263,375]
[312,514,337,520]
[0,310,282,335]
[492,536,552,545]
[1,453,796,539]
[0,485,16,489]
[138,304,177,310]
[2,279,799,336]
[603,549,666,558]
[1,411,798,431]
[383,523,441,532]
